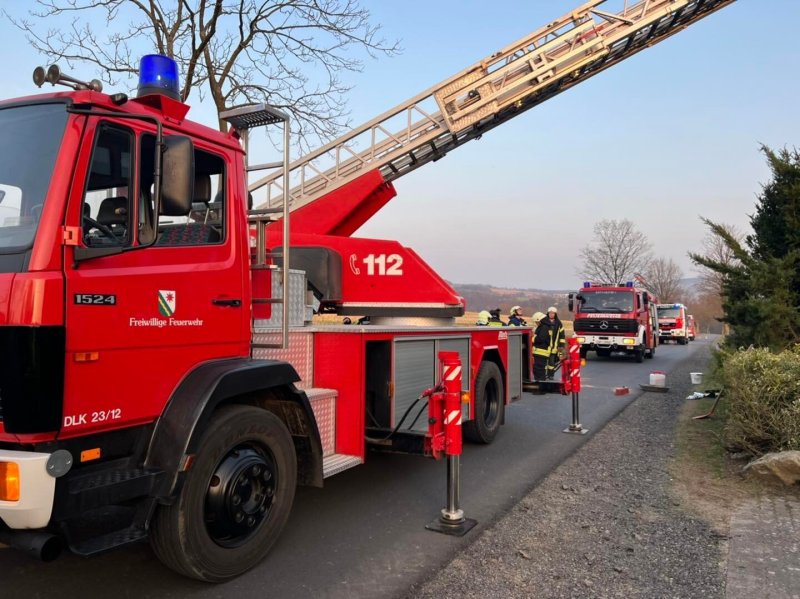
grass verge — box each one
[670,394,760,533]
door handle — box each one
[212,298,242,307]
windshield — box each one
[578,290,634,313]
[658,307,682,319]
[0,103,67,252]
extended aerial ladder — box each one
[241,0,736,321]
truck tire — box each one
[678,337,688,346]
[579,346,588,359]
[596,348,611,358]
[634,346,644,363]
[645,346,655,359]
[463,361,504,444]
[150,405,297,582]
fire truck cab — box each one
[568,282,659,363]
[657,303,689,344]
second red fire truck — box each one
[568,282,659,362]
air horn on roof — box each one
[32,64,103,92]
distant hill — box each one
[451,282,571,319]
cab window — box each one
[139,134,225,247]
[81,125,133,247]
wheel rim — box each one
[483,378,500,427]
[204,445,276,548]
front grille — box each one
[574,318,638,334]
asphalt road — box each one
[0,336,714,599]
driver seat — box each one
[96,196,128,239]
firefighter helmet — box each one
[510,305,522,315]
[532,311,546,323]
[547,306,557,314]
[477,310,491,325]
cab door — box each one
[61,119,248,436]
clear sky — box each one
[2,1,798,290]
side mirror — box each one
[567,293,574,312]
[161,136,194,216]
[643,292,650,306]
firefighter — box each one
[508,305,527,326]
[531,312,549,381]
[488,308,506,327]
[545,306,566,380]
[476,310,491,326]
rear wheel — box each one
[464,361,504,444]
[150,405,297,582]
[678,337,688,346]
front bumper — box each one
[577,334,639,351]
[660,329,686,337]
[0,450,55,529]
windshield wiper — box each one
[601,307,623,312]
[581,306,597,312]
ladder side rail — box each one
[253,0,734,211]
[247,0,612,203]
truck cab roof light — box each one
[138,54,180,101]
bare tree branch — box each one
[5,0,400,147]
[577,219,653,285]
[641,257,684,301]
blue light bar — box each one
[138,55,180,101]
[625,281,634,287]
[583,281,591,288]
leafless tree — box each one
[640,257,684,302]
[578,219,653,285]
[691,219,744,296]
[6,0,400,147]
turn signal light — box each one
[623,338,636,345]
[0,462,20,502]
[577,337,586,343]
[461,391,471,404]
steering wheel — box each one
[83,216,121,245]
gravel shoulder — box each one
[409,342,724,599]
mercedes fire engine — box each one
[0,0,735,582]
[568,282,659,362]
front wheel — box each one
[150,405,297,582]
[463,361,504,444]
[634,346,644,363]
[645,345,655,359]
[678,337,688,346]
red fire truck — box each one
[657,303,690,344]
[568,282,659,362]
[0,0,734,582]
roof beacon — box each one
[138,54,180,101]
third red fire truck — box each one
[0,0,735,582]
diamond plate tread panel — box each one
[322,454,362,478]
[305,388,337,457]
[253,269,308,328]
[251,331,314,386]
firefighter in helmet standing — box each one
[532,312,550,381]
[508,306,527,326]
[487,308,506,327]
[545,306,566,380]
